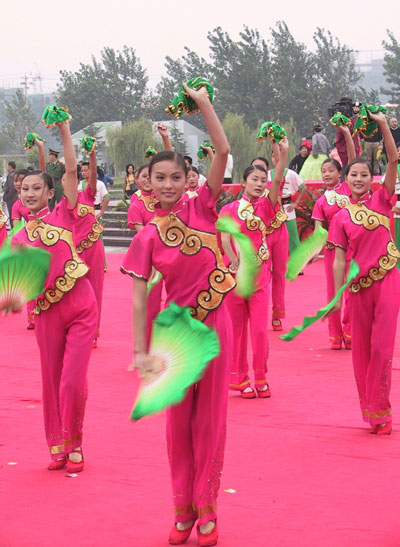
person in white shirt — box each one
[79,162,110,220]
[223,150,233,183]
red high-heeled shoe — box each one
[197,520,218,546]
[48,457,67,471]
[67,448,84,473]
[240,388,256,399]
[168,522,195,545]
[257,385,271,398]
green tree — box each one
[168,122,188,156]
[56,46,149,133]
[382,30,400,114]
[2,89,37,154]
[222,113,256,182]
[106,117,161,173]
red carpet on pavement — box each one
[1,255,400,547]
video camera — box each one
[327,99,354,119]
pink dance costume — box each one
[330,186,400,425]
[265,180,289,321]
[220,195,274,391]
[121,185,235,525]
[127,190,163,347]
[312,182,355,346]
[11,198,35,327]
[12,199,97,460]
[75,185,105,337]
[0,206,7,246]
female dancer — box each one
[312,125,356,349]
[11,169,31,226]
[0,204,7,246]
[329,112,400,435]
[220,141,289,398]
[121,84,234,546]
[251,155,288,331]
[10,118,97,471]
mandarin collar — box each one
[350,192,370,204]
[28,206,50,221]
[154,196,186,217]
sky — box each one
[1,0,398,94]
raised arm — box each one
[338,125,356,163]
[58,122,78,208]
[88,146,97,195]
[372,113,397,196]
[157,124,173,151]
[268,139,289,207]
[36,139,46,171]
[183,84,229,200]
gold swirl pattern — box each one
[77,202,95,217]
[0,206,7,227]
[76,221,103,253]
[237,199,274,262]
[25,219,89,314]
[324,190,351,209]
[350,241,400,293]
[150,213,235,321]
[138,194,158,213]
[346,202,391,232]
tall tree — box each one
[2,89,37,154]
[222,113,256,182]
[382,30,400,114]
[56,46,149,133]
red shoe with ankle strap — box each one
[197,520,218,546]
[67,448,84,473]
[376,422,392,436]
[272,319,282,331]
[257,385,271,398]
[168,522,195,545]
[48,457,67,471]
[240,387,256,399]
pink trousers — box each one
[0,225,6,246]
[81,241,105,337]
[227,264,270,390]
[324,247,351,345]
[266,224,288,320]
[35,277,97,459]
[350,269,400,425]
[166,302,232,525]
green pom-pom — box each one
[24,132,45,150]
[41,105,71,128]
[329,113,350,128]
[165,77,214,119]
[81,137,97,154]
[216,215,259,299]
[197,141,215,160]
[285,225,328,281]
[144,146,157,159]
[131,302,220,420]
[256,121,286,143]
[352,104,387,138]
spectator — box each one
[46,148,66,210]
[289,144,310,174]
[383,118,400,160]
[362,128,382,175]
[299,124,330,180]
[124,164,137,198]
[223,148,233,184]
[335,97,362,168]
[3,161,17,217]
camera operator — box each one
[332,97,362,169]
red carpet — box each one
[1,255,400,547]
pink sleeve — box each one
[329,212,348,250]
[121,229,153,280]
[371,185,392,213]
[81,186,95,203]
[193,184,218,223]
[52,197,78,230]
[312,196,325,221]
[11,201,20,220]
[127,202,144,229]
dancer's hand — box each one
[228,256,239,274]
[368,110,386,123]
[182,82,209,106]
[130,352,154,376]
[157,124,169,139]
[322,300,342,320]
[392,205,400,215]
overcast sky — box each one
[1,0,397,93]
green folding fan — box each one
[216,215,259,299]
[0,228,51,312]
[286,225,328,281]
[131,302,220,420]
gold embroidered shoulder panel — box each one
[76,202,104,252]
[349,241,400,293]
[324,190,351,209]
[138,194,158,213]
[150,212,235,321]
[0,207,7,228]
[237,200,271,264]
[345,202,391,232]
[25,219,89,314]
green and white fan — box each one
[0,231,51,312]
[131,302,220,420]
[285,225,328,281]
